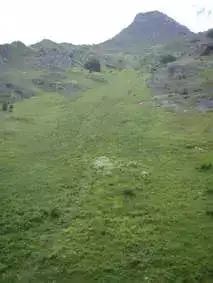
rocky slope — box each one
[98,11,194,53]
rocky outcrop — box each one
[0,80,35,103]
[0,41,32,65]
[200,43,213,56]
[0,40,74,70]
[32,46,74,70]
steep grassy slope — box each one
[1,70,213,282]
[0,41,139,105]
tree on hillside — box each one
[84,58,101,72]
[2,102,8,111]
[206,29,213,39]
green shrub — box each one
[160,54,176,64]
[206,188,213,194]
[9,104,14,112]
[123,188,135,197]
[197,163,212,172]
[50,207,60,219]
[206,29,213,39]
[206,210,213,217]
[84,57,101,72]
[2,102,8,111]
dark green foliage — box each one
[50,207,60,219]
[8,104,14,112]
[123,188,136,197]
[84,58,101,72]
[206,210,213,217]
[206,188,213,194]
[2,102,8,111]
[206,29,213,39]
[160,54,177,64]
[1,102,14,112]
[197,163,212,172]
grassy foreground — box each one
[1,70,213,282]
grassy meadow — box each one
[1,70,213,282]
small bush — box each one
[9,104,14,112]
[50,208,60,219]
[206,188,213,194]
[123,188,135,197]
[2,102,8,111]
[206,29,213,39]
[160,54,177,64]
[206,210,213,217]
[197,163,212,172]
[84,57,101,72]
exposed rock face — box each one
[32,47,73,70]
[0,41,32,65]
[0,40,74,71]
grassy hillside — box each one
[1,70,213,282]
[0,41,140,106]
[0,67,110,105]
[0,11,209,109]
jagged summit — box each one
[134,10,164,21]
[99,11,194,53]
[133,11,190,33]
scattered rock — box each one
[196,99,213,111]
[194,146,204,152]
[32,78,45,86]
[200,43,213,56]
[141,170,149,177]
[149,56,213,111]
[93,156,114,172]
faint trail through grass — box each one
[1,70,213,282]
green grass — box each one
[1,70,213,282]
[65,68,108,88]
[201,67,213,92]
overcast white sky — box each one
[1,0,213,45]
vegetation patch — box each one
[1,71,213,282]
